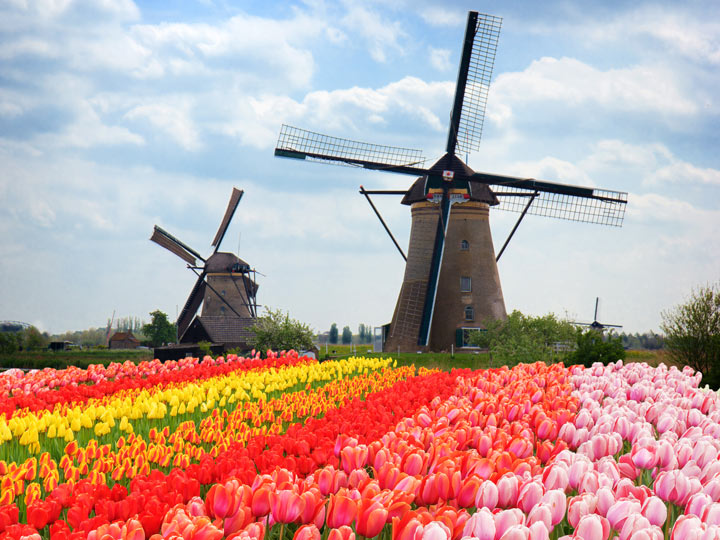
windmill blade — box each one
[177,273,207,339]
[471,172,628,226]
[212,188,244,252]
[275,125,429,176]
[150,226,205,266]
[418,193,453,347]
[446,12,502,156]
[594,297,600,321]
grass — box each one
[0,348,153,370]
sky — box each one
[1,0,718,336]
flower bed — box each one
[1,357,718,540]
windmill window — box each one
[464,306,474,321]
[460,277,472,292]
[220,306,226,314]
[221,290,226,296]
[460,240,469,251]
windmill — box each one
[150,187,259,350]
[572,297,623,332]
[274,12,628,352]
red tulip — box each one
[356,498,388,538]
[341,445,368,475]
[252,484,273,517]
[294,524,321,540]
[207,483,241,519]
[327,494,358,528]
[328,526,356,540]
[192,516,225,540]
[270,490,305,524]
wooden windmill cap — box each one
[401,153,499,206]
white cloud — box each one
[582,140,720,187]
[53,101,144,148]
[653,161,720,186]
[125,102,200,151]
[340,4,405,62]
[131,12,319,88]
[418,6,464,27]
[214,76,453,149]
[505,156,595,186]
[490,57,698,124]
[598,7,720,65]
[429,47,451,71]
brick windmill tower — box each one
[274,12,627,352]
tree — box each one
[661,282,720,387]
[249,308,315,353]
[0,332,20,354]
[142,310,177,347]
[329,323,339,344]
[342,326,352,345]
[569,330,626,367]
[358,323,373,344]
[24,326,48,350]
[468,310,577,366]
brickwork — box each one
[384,200,507,352]
[384,203,439,352]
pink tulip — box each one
[574,514,610,540]
[568,495,597,528]
[494,509,525,539]
[671,515,704,540]
[294,524,321,540]
[475,479,499,510]
[688,493,714,517]
[517,481,544,514]
[462,507,495,540]
[542,464,569,492]
[541,489,567,526]
[421,522,451,540]
[641,496,666,527]
[618,513,651,540]
[703,503,720,526]
[497,475,519,508]
[527,504,552,531]
[655,470,693,506]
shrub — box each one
[661,282,720,388]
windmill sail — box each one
[489,181,627,226]
[212,188,244,251]
[275,125,428,175]
[177,273,207,339]
[447,12,502,155]
[150,226,205,266]
[418,194,453,347]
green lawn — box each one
[0,348,153,370]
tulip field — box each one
[1,352,719,540]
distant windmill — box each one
[150,188,259,350]
[274,11,627,352]
[572,297,622,332]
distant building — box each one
[109,331,140,350]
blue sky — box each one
[1,0,718,336]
